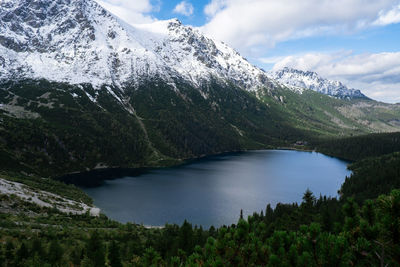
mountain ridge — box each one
[268,67,367,99]
[0,0,276,94]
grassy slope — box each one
[258,86,400,138]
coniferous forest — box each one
[1,149,400,266]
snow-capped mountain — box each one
[269,67,367,99]
[1,0,400,178]
[0,0,274,91]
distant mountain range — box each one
[0,0,399,177]
[268,67,367,99]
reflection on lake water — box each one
[83,150,351,228]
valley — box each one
[0,0,400,265]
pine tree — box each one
[301,189,316,223]
[265,204,273,222]
[31,237,45,258]
[4,240,15,266]
[322,206,332,232]
[71,245,84,266]
[16,242,29,262]
[302,189,316,210]
[108,241,122,267]
[48,239,63,265]
[86,231,105,267]
[141,247,162,266]
[179,220,194,254]
[209,226,216,237]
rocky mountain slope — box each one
[0,0,275,93]
[0,177,99,215]
[269,67,366,99]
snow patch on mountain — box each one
[0,0,274,91]
[268,67,367,99]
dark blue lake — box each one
[83,150,351,228]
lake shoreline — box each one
[57,146,324,187]
[82,150,351,228]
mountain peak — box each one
[269,67,367,99]
[168,18,182,25]
[0,0,274,91]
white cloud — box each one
[269,51,400,103]
[202,0,400,55]
[173,1,194,16]
[373,4,400,25]
[95,0,156,25]
[204,0,227,17]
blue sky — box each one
[149,0,208,26]
[97,0,400,103]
